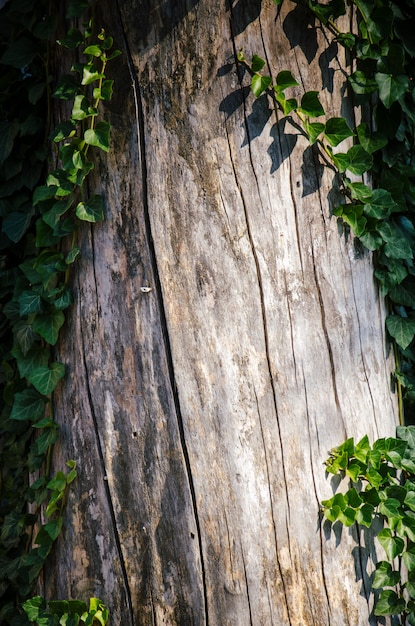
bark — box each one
[49,1,398,624]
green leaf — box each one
[52,74,80,100]
[303,121,324,145]
[357,122,387,154]
[81,64,105,86]
[378,498,402,520]
[251,54,266,73]
[377,222,413,260]
[390,278,415,308]
[0,36,38,68]
[66,0,89,18]
[83,45,103,57]
[32,309,65,345]
[397,426,415,450]
[2,209,34,243]
[330,151,350,173]
[345,145,373,176]
[28,362,65,395]
[404,545,415,571]
[348,70,378,95]
[10,389,46,422]
[71,94,90,121]
[18,290,43,315]
[75,195,104,223]
[93,79,114,101]
[57,28,84,48]
[375,73,409,109]
[14,319,38,354]
[356,503,375,527]
[374,590,405,616]
[251,74,272,97]
[372,561,401,588]
[324,117,354,147]
[23,596,46,621]
[387,316,415,349]
[275,70,299,90]
[51,121,77,142]
[299,91,325,117]
[354,434,370,462]
[11,344,50,379]
[84,121,110,152]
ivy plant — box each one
[241,0,415,425]
[322,427,415,624]
[244,0,415,621]
[0,0,117,622]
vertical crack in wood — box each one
[253,389,293,624]
[310,234,347,438]
[241,545,254,626]
[79,297,135,625]
[302,364,332,625]
[115,3,209,622]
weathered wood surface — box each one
[49,1,398,624]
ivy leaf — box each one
[2,209,34,243]
[374,590,405,616]
[251,74,272,97]
[83,45,103,57]
[11,344,50,379]
[364,189,399,220]
[84,121,110,152]
[356,503,374,527]
[22,596,46,621]
[356,123,388,154]
[378,498,402,520]
[52,74,79,100]
[71,94,91,121]
[390,278,415,308]
[304,121,325,144]
[348,70,378,95]
[275,70,298,90]
[93,79,114,101]
[397,426,415,450]
[251,54,266,73]
[386,315,415,350]
[377,222,413,260]
[375,73,409,109]
[57,28,84,48]
[299,91,325,117]
[324,117,354,147]
[10,389,46,422]
[28,362,65,395]
[32,309,65,345]
[404,545,415,571]
[81,64,105,85]
[75,195,104,223]
[0,36,38,68]
[372,561,401,589]
[378,529,405,561]
[18,290,43,315]
[14,320,38,355]
[345,145,373,175]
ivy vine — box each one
[0,0,116,623]
[244,0,415,621]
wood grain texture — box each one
[48,1,398,624]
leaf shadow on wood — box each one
[282,3,319,64]
[241,94,273,145]
[227,0,263,36]
[267,117,298,173]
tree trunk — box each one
[49,1,398,624]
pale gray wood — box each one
[48,1,398,624]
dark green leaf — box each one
[345,145,373,176]
[251,54,266,73]
[372,561,401,588]
[10,389,46,422]
[348,70,378,95]
[28,362,65,395]
[404,545,415,571]
[299,91,325,117]
[52,74,79,100]
[375,73,409,109]
[0,36,38,68]
[374,589,405,616]
[18,290,43,315]
[390,278,415,308]
[386,315,415,349]
[356,503,374,527]
[275,70,299,90]
[32,309,65,345]
[324,117,354,147]
[378,498,402,520]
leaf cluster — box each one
[0,0,118,622]
[323,427,415,623]
[242,0,415,423]
[22,596,108,626]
